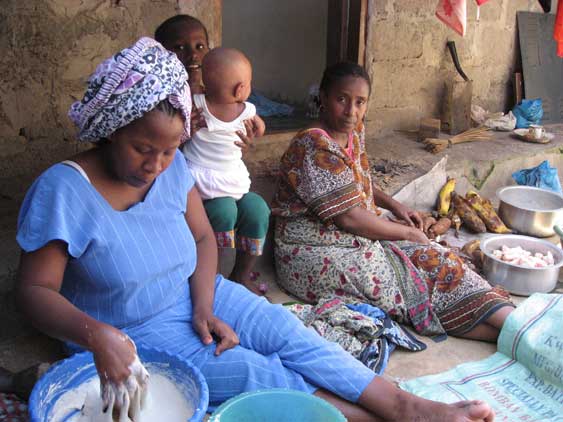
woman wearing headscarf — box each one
[16,38,495,421]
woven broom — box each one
[423,127,492,154]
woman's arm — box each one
[333,205,429,244]
[185,187,239,355]
[373,184,423,229]
[185,187,217,317]
[17,241,136,383]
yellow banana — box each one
[465,191,512,234]
[451,212,462,238]
[437,178,456,217]
[461,239,481,256]
[452,192,487,233]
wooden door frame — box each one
[326,0,368,66]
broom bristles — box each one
[424,126,491,153]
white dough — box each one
[51,372,193,422]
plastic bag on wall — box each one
[471,105,517,131]
[484,111,516,131]
[511,98,543,129]
[512,160,563,194]
[436,0,491,36]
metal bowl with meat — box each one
[481,234,563,296]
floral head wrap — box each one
[69,37,191,143]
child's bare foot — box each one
[230,270,268,296]
[239,279,267,296]
[241,272,268,295]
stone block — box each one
[0,85,50,141]
[392,0,435,18]
[140,2,179,37]
[371,62,442,109]
[368,20,424,62]
[178,0,222,47]
[472,25,517,69]
[366,105,422,133]
[419,21,454,67]
[61,34,118,82]
[45,0,104,18]
[467,0,503,22]
[0,136,27,157]
[370,0,392,21]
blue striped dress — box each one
[16,150,375,409]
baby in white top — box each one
[182,47,265,200]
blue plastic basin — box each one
[209,389,347,422]
[29,347,208,422]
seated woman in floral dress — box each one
[273,62,514,341]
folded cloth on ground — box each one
[285,298,426,374]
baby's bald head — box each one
[202,48,252,102]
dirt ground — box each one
[1,124,563,404]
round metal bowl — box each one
[497,186,563,237]
[481,234,563,296]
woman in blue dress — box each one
[15,37,495,421]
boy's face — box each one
[162,22,209,86]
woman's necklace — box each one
[318,123,349,148]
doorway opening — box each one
[222,0,367,133]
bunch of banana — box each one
[451,192,487,233]
[465,191,512,234]
[451,213,462,237]
[461,239,484,270]
[437,178,456,216]
[461,239,481,256]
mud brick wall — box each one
[0,0,220,198]
[364,0,542,134]
[0,0,546,189]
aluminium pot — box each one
[497,186,563,237]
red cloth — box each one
[555,0,563,57]
[436,0,492,36]
[436,0,467,36]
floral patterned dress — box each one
[272,127,513,336]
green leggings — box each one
[203,192,270,256]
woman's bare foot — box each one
[447,400,495,421]
[356,377,495,422]
[410,399,494,422]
